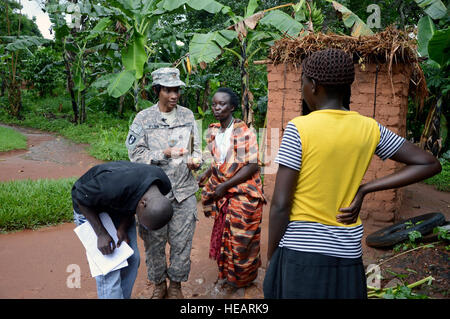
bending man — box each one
[72,160,173,299]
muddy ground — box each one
[0,124,448,299]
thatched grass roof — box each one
[269,27,428,107]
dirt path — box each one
[0,124,448,299]
[0,124,104,181]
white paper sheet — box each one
[74,213,134,277]
[85,250,128,277]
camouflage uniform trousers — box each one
[138,193,197,284]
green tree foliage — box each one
[0,0,48,117]
[413,1,449,156]
[188,0,307,125]
[22,46,65,97]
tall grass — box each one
[0,125,27,152]
[0,178,77,232]
[88,125,129,161]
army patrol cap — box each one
[151,67,185,87]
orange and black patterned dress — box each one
[201,119,266,288]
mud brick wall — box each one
[263,62,412,232]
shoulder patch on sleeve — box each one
[126,132,139,150]
[126,122,143,150]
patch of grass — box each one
[0,178,77,232]
[0,125,27,152]
[87,124,129,161]
[424,159,450,192]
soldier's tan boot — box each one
[151,280,167,299]
[167,281,184,299]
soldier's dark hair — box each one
[153,84,162,96]
[216,87,239,110]
[302,48,354,110]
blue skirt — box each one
[263,247,367,299]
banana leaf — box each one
[189,30,237,65]
[328,0,374,37]
[107,70,136,98]
[122,33,147,79]
[259,10,304,37]
[245,0,259,18]
[186,0,229,14]
[161,0,187,11]
[3,36,50,52]
[428,28,450,67]
[414,0,447,20]
[417,16,436,57]
[91,73,118,89]
[86,17,112,41]
[160,0,227,14]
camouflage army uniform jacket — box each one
[126,104,202,203]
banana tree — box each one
[70,18,114,123]
[416,0,448,65]
[1,0,49,118]
[415,0,449,156]
[189,0,306,126]
[46,0,117,123]
[1,36,49,117]
[88,0,231,112]
[96,0,157,111]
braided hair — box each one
[302,48,354,110]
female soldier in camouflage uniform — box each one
[126,67,202,299]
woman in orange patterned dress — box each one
[198,87,266,290]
